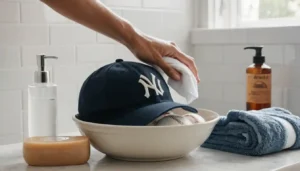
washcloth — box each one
[201,107,300,156]
[154,57,198,104]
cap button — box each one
[116,59,123,63]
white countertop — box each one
[1,141,300,171]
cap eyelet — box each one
[116,59,123,63]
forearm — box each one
[41,0,138,48]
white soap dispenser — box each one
[28,55,58,137]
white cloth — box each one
[271,116,296,149]
[154,57,198,104]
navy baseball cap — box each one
[77,59,198,126]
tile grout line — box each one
[18,2,22,24]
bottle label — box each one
[247,73,271,104]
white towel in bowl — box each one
[154,57,198,104]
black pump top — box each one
[244,46,265,64]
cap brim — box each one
[105,101,198,126]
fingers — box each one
[155,52,181,81]
[170,42,183,52]
[174,50,200,83]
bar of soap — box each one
[23,136,90,166]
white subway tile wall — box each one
[122,9,163,31]
[0,90,23,145]
[50,25,97,45]
[105,0,142,7]
[0,0,193,144]
[0,46,21,68]
[143,0,182,9]
[76,44,115,63]
[0,2,20,23]
[0,25,49,46]
[20,2,46,23]
[192,27,300,116]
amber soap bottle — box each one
[244,46,271,110]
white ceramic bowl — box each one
[72,108,220,162]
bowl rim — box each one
[72,108,220,129]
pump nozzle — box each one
[244,46,265,64]
[35,55,58,83]
[37,55,58,72]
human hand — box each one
[40,0,199,82]
[128,33,200,83]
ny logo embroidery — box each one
[138,73,164,98]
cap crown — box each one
[78,59,173,123]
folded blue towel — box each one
[201,107,300,156]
